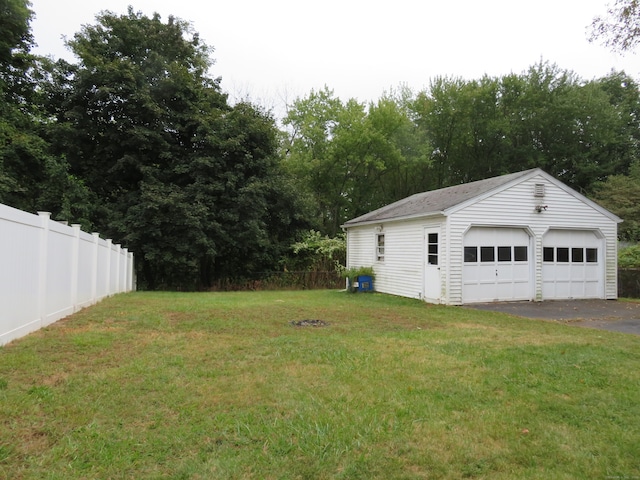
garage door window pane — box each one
[586,248,598,263]
[498,246,511,262]
[514,246,528,262]
[543,247,554,262]
[572,248,584,263]
[464,246,477,262]
[480,246,495,262]
[557,247,569,262]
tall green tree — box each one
[413,75,507,187]
[411,62,639,193]
[282,86,430,235]
[1,0,38,204]
[0,0,91,221]
[0,0,32,75]
[46,8,305,289]
[593,160,640,241]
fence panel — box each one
[45,221,75,326]
[0,206,42,342]
[1,204,134,346]
[76,230,96,309]
[96,238,110,301]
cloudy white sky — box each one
[29,0,640,112]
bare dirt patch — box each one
[289,319,329,327]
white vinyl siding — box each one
[374,219,438,300]
[346,218,445,300]
[346,226,375,269]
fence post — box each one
[91,233,99,304]
[128,252,135,291]
[71,224,81,312]
[122,248,128,293]
[115,244,121,294]
[37,212,51,328]
[105,239,112,296]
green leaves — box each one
[283,87,431,235]
[411,62,640,193]
[40,9,304,289]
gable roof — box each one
[342,168,621,227]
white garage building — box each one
[342,168,621,305]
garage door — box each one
[463,227,532,303]
[542,230,603,299]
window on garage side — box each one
[543,247,554,262]
[586,248,598,263]
[376,234,385,262]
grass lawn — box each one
[1,290,639,479]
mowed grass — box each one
[1,291,639,479]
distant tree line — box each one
[1,1,639,289]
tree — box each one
[412,75,508,188]
[590,0,640,52]
[410,62,639,193]
[592,161,640,242]
[0,0,37,204]
[46,8,305,289]
[0,0,92,223]
[0,0,32,74]
[282,86,431,235]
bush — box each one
[619,244,640,268]
[340,266,376,293]
[288,230,346,272]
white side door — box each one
[424,228,441,302]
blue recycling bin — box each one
[357,275,373,292]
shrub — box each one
[619,244,640,268]
[340,266,376,293]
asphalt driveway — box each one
[467,299,640,335]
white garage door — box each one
[463,227,532,303]
[542,230,603,299]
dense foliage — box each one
[619,244,640,268]
[283,66,640,234]
[41,8,310,289]
[2,1,640,289]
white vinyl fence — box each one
[1,203,135,346]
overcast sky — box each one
[29,0,640,113]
